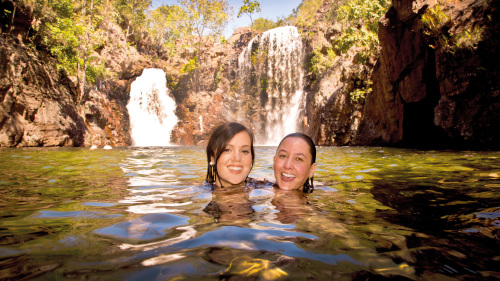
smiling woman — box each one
[205,122,255,188]
[273,133,317,193]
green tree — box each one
[178,0,232,90]
[39,0,108,101]
[117,0,151,40]
[77,0,106,99]
[334,0,390,59]
[252,16,288,32]
[252,17,275,32]
[179,0,231,42]
[237,0,261,30]
[290,0,324,28]
[42,0,82,75]
[148,4,189,55]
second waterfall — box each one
[127,69,178,146]
[238,26,305,145]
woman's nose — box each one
[231,151,241,161]
[284,157,293,169]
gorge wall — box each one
[0,0,498,149]
[353,0,499,149]
[0,34,86,147]
[0,1,168,147]
[300,0,371,146]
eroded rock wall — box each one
[0,35,86,147]
[354,0,500,149]
[0,7,155,147]
[300,0,372,146]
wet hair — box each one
[277,132,316,194]
[205,122,255,186]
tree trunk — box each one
[8,2,16,34]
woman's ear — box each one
[309,163,317,178]
[210,156,215,165]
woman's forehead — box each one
[228,131,251,144]
[278,137,311,154]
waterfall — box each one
[127,68,178,146]
[238,26,305,145]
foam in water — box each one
[127,68,178,146]
[238,26,305,145]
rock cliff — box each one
[1,0,498,149]
[0,34,86,147]
[353,0,499,149]
[0,2,161,147]
[301,0,371,146]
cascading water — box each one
[127,68,178,146]
[238,26,305,145]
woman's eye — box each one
[242,150,250,154]
[279,154,287,159]
[224,148,231,153]
[296,157,304,162]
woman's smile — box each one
[228,165,243,173]
[280,172,296,181]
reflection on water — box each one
[0,147,499,280]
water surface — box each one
[0,146,499,280]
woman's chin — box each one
[277,183,296,190]
[221,180,246,187]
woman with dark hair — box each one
[273,132,317,193]
[205,122,255,188]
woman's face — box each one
[273,137,316,190]
[214,131,253,187]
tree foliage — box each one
[177,0,232,90]
[7,0,157,101]
[237,0,261,29]
[179,0,231,40]
[148,4,189,55]
[309,47,336,77]
[117,0,151,40]
[290,0,324,28]
[334,0,390,58]
[8,0,391,105]
[38,0,108,100]
[252,17,288,32]
[7,0,235,96]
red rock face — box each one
[0,35,86,147]
[354,0,500,149]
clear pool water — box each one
[0,146,499,280]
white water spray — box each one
[238,26,305,145]
[127,68,178,146]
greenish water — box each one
[0,146,499,280]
